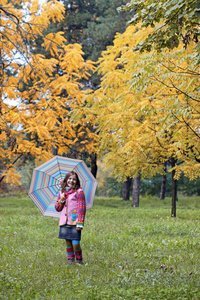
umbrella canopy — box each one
[28,156,98,217]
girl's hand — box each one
[76,227,82,231]
[61,192,66,200]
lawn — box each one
[0,194,199,299]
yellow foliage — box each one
[3,168,22,186]
[77,25,200,180]
[1,0,97,185]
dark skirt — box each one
[58,224,81,240]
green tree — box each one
[59,0,131,61]
[119,0,199,53]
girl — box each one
[55,171,86,264]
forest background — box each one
[1,0,200,216]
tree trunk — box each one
[175,180,178,202]
[160,161,167,200]
[171,157,177,217]
[90,153,97,178]
[52,146,58,155]
[132,175,140,207]
[122,177,132,200]
[52,119,61,156]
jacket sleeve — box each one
[76,190,86,228]
[55,192,65,212]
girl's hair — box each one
[61,171,81,193]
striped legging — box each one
[66,240,82,263]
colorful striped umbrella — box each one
[28,156,98,217]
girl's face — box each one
[67,174,77,190]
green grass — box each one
[0,194,200,299]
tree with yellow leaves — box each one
[78,24,199,216]
[0,0,96,186]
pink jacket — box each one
[55,188,86,227]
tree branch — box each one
[158,60,200,76]
[171,112,200,139]
[0,7,20,24]
[0,153,24,184]
[151,75,200,103]
[169,79,200,103]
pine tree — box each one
[58,0,131,61]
